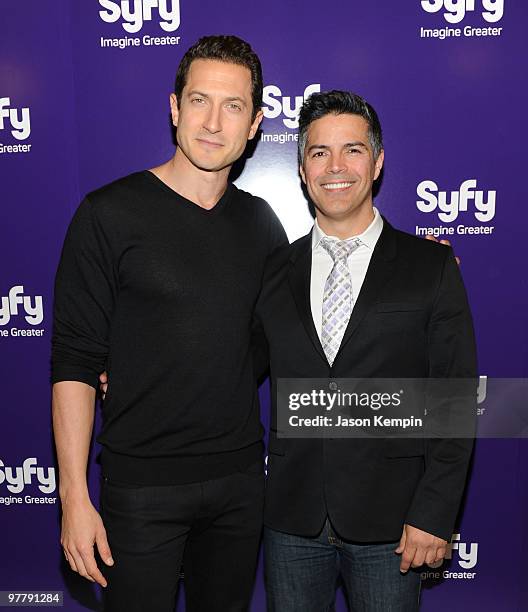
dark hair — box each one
[298,90,383,164]
[174,35,263,120]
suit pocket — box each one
[375,302,424,313]
[384,438,424,458]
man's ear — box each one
[248,109,264,140]
[170,93,179,128]
[299,163,306,184]
[374,149,384,181]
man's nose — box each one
[203,104,222,134]
[326,153,346,174]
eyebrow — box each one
[187,90,209,98]
[307,141,368,153]
[224,96,247,107]
[187,90,247,106]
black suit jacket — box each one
[255,218,477,542]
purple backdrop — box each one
[1,1,526,610]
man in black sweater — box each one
[51,36,286,612]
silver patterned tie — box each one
[320,238,361,366]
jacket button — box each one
[329,381,338,391]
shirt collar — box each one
[311,207,384,251]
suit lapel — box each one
[287,233,328,365]
[334,218,398,361]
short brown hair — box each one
[175,35,263,120]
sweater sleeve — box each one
[51,196,118,389]
[249,198,287,382]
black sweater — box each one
[52,171,286,484]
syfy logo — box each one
[98,0,181,33]
[0,458,56,494]
[263,83,321,129]
[430,533,479,569]
[0,98,31,141]
[416,179,495,222]
[420,0,504,24]
[0,286,44,326]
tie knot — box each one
[320,237,360,263]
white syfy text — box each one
[420,0,504,39]
[0,458,56,494]
[416,179,495,222]
[262,83,321,130]
[420,0,504,24]
[99,0,181,33]
[0,286,43,326]
[0,97,31,141]
[415,179,495,237]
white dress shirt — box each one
[310,207,384,341]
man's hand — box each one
[99,371,108,399]
[425,235,461,265]
[395,524,447,573]
[61,495,114,587]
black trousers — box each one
[100,462,264,612]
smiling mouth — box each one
[321,181,354,191]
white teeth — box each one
[322,182,353,190]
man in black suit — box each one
[256,91,477,611]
